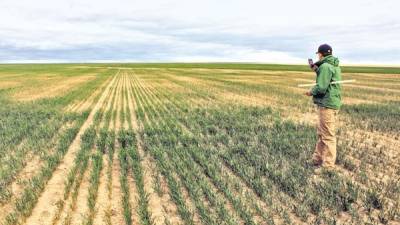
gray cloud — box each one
[0,0,399,64]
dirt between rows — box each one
[5,69,398,225]
[22,75,117,225]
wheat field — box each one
[0,64,399,225]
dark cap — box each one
[316,44,332,56]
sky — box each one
[0,0,399,64]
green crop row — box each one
[136,75,296,223]
[51,75,116,225]
[0,68,112,208]
[341,101,400,133]
[129,75,197,225]
[130,74,264,225]
[129,70,399,224]
[2,112,88,225]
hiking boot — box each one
[307,159,322,167]
[313,160,322,167]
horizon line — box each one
[0,61,399,68]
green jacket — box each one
[311,55,342,109]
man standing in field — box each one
[306,44,342,171]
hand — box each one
[305,91,312,96]
[311,65,318,72]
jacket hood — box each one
[321,55,340,67]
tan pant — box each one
[312,106,339,168]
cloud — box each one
[0,0,399,64]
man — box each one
[305,44,342,170]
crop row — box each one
[128,70,399,224]
[0,69,112,208]
[129,73,267,224]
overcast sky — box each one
[0,0,399,64]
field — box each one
[0,63,399,225]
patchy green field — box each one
[0,64,399,225]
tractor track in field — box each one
[53,74,116,225]
[22,73,118,225]
[55,74,119,225]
